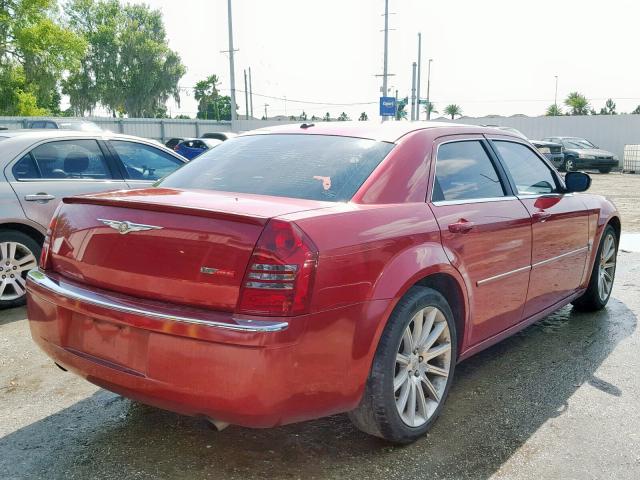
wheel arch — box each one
[607,215,621,243]
[0,222,45,245]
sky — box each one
[137,0,640,120]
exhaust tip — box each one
[206,418,230,431]
[54,362,68,372]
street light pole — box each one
[381,0,390,122]
[554,75,559,112]
[416,33,422,120]
[426,59,433,120]
[410,62,417,121]
[264,103,269,120]
[226,0,237,122]
[244,69,249,120]
[248,67,254,118]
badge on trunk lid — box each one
[98,219,163,235]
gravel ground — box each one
[1,174,639,479]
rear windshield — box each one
[160,134,394,202]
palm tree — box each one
[396,99,408,120]
[633,105,640,115]
[323,112,331,122]
[358,112,368,121]
[299,111,308,121]
[337,112,350,121]
[546,104,562,116]
[602,98,616,115]
[564,92,590,115]
[422,101,438,119]
[444,104,462,119]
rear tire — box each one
[572,225,617,312]
[0,230,41,309]
[563,157,576,172]
[598,168,611,174]
[348,286,457,444]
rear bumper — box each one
[27,270,390,427]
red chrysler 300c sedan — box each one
[26,122,620,443]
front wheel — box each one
[598,168,611,174]
[572,225,617,311]
[349,286,457,444]
[563,157,576,172]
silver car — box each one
[0,130,187,308]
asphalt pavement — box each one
[1,250,639,480]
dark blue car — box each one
[173,138,222,160]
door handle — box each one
[532,211,552,222]
[24,193,55,202]
[448,219,475,234]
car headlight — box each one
[537,147,551,154]
[578,153,596,159]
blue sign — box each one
[379,96,397,116]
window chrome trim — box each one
[26,270,288,333]
[432,195,516,207]
[531,246,589,268]
[477,265,531,286]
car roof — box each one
[0,129,150,142]
[242,121,507,143]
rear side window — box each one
[13,140,112,180]
[493,141,558,195]
[433,140,505,202]
[160,134,394,202]
[111,140,183,181]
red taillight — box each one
[237,219,318,316]
[39,209,60,270]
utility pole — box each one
[244,69,249,120]
[416,33,422,120]
[226,0,237,122]
[426,59,433,120]
[382,0,390,122]
[248,67,254,118]
[554,75,558,111]
[264,103,269,120]
[410,62,417,121]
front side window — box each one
[111,140,183,181]
[14,140,112,180]
[432,140,505,202]
[160,134,394,202]
[493,141,558,195]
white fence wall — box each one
[448,114,640,166]
[3,115,640,168]
[0,116,232,142]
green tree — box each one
[546,104,562,116]
[395,97,407,120]
[174,114,190,119]
[310,114,319,121]
[564,92,590,115]
[0,0,86,114]
[299,111,307,121]
[193,74,233,120]
[337,112,350,121]
[64,0,185,117]
[632,105,640,115]
[444,104,462,119]
[600,98,616,115]
[358,112,368,121]
[323,112,331,121]
[422,101,437,119]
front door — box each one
[429,136,532,345]
[489,139,589,317]
[7,139,127,228]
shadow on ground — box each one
[0,300,636,480]
[0,305,27,326]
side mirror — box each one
[565,171,591,192]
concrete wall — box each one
[447,114,640,165]
[0,117,232,142]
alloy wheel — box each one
[0,241,38,301]
[394,306,452,427]
[565,158,575,171]
[598,232,616,302]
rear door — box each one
[489,138,589,317]
[428,135,532,345]
[107,139,186,189]
[7,139,127,228]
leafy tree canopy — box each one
[564,92,590,115]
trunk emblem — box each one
[98,219,163,235]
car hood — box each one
[566,148,614,157]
